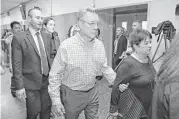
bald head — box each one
[77,8,100,41]
[132,21,142,31]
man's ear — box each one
[78,21,82,30]
[27,16,31,23]
[43,25,46,29]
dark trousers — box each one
[25,76,51,119]
[60,84,99,119]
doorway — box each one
[112,4,148,68]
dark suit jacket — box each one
[113,35,127,66]
[12,29,52,90]
[47,32,60,59]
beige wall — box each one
[1,0,151,25]
[53,12,77,41]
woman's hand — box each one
[119,83,129,92]
[107,112,123,119]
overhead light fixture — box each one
[19,4,26,20]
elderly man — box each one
[48,8,116,119]
[12,7,52,119]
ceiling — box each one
[1,0,32,14]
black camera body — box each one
[154,21,176,42]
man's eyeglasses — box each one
[80,20,101,27]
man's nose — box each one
[94,24,98,29]
[39,18,43,23]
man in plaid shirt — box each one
[48,8,116,119]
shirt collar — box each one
[29,26,41,36]
[76,33,96,45]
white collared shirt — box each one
[29,27,47,73]
[48,33,116,105]
[29,27,46,55]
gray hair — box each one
[77,8,98,21]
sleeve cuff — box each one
[16,79,24,90]
[51,97,62,106]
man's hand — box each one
[51,104,65,117]
[119,83,129,92]
[16,88,26,102]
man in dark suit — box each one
[11,7,52,119]
[113,27,127,69]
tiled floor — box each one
[1,69,112,119]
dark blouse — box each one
[110,55,156,118]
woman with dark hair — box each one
[109,29,156,119]
[148,33,179,119]
[43,17,60,59]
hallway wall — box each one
[1,0,179,68]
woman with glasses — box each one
[43,17,60,59]
[109,29,156,119]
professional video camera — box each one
[154,20,176,42]
[152,21,176,63]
